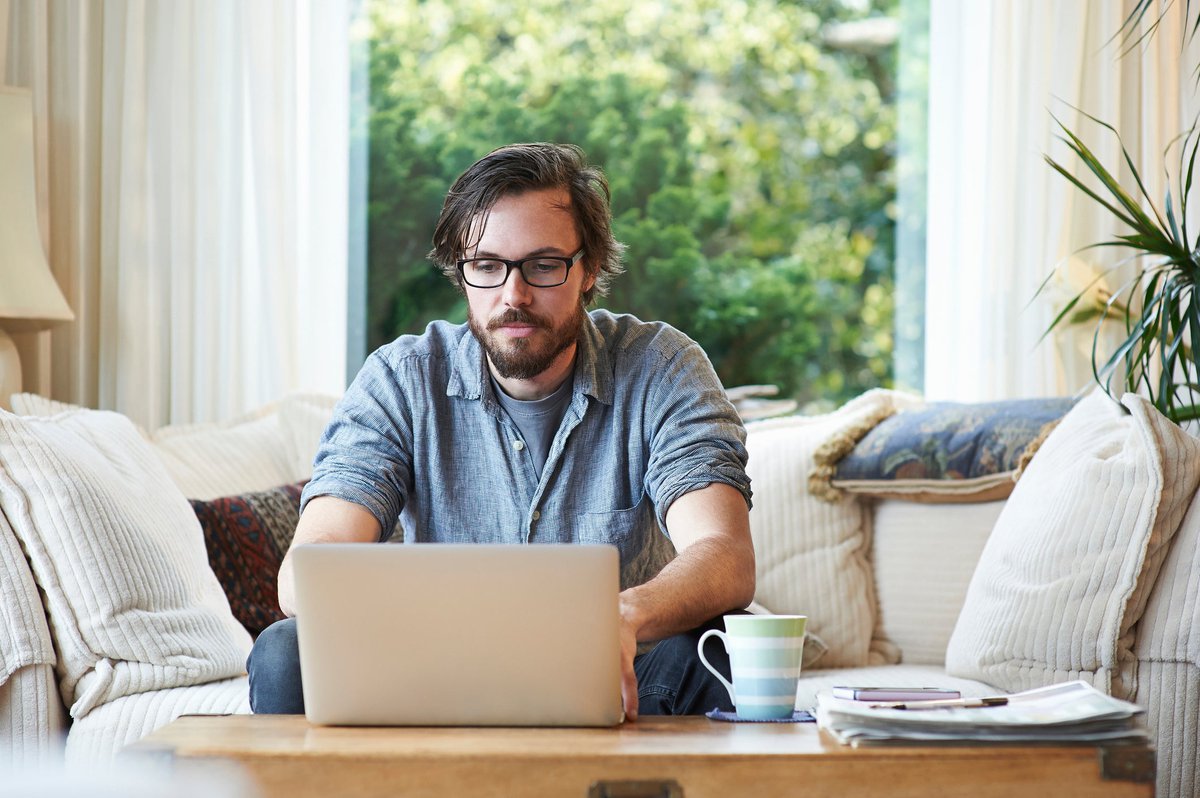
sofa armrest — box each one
[1132,492,1200,798]
[0,508,64,764]
[0,663,67,765]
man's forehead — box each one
[477,187,572,216]
[464,189,576,241]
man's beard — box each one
[468,304,586,380]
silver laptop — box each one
[291,543,623,727]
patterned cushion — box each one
[827,397,1076,503]
[191,483,305,636]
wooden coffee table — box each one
[126,714,1154,798]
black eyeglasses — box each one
[457,250,584,288]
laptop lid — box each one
[292,543,623,727]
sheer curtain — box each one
[3,0,348,428]
[924,0,1199,401]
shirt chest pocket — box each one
[574,494,676,591]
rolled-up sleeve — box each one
[643,343,752,531]
[301,350,413,540]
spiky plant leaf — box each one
[1044,106,1198,422]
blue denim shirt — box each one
[302,310,752,592]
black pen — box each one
[868,696,1009,711]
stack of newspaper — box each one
[816,681,1148,747]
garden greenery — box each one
[363,0,897,405]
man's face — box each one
[464,188,595,381]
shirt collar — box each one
[445,312,614,407]
[446,325,486,401]
[573,312,613,406]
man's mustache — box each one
[487,309,550,331]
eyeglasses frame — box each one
[456,249,585,289]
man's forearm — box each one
[621,482,756,643]
[277,496,383,617]
[620,532,755,643]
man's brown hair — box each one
[429,143,625,305]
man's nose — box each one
[501,266,533,306]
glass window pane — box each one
[356,0,912,408]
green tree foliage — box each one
[363,0,896,405]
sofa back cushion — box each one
[945,391,1200,699]
[0,408,252,720]
[746,390,913,667]
[278,393,339,479]
[871,499,1004,664]
[150,410,297,500]
[9,392,340,499]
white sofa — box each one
[0,390,1196,798]
[0,392,335,764]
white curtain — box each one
[3,0,348,428]
[925,0,1200,401]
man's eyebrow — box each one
[471,246,573,259]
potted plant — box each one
[1041,1,1200,423]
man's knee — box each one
[247,618,304,714]
[635,615,738,716]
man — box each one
[248,142,755,719]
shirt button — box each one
[532,510,541,522]
[513,440,525,451]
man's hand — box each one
[618,603,641,721]
[277,496,381,616]
[613,482,754,721]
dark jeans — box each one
[246,612,740,716]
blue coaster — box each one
[705,708,815,723]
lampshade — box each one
[0,87,73,333]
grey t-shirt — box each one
[490,370,575,479]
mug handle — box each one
[697,629,736,706]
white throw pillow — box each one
[945,391,1200,699]
[0,408,253,720]
[745,390,915,667]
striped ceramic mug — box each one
[697,614,807,720]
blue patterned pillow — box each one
[829,397,1077,503]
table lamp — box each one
[0,87,74,408]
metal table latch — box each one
[1099,746,1156,783]
[588,779,683,798]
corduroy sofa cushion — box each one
[0,408,252,720]
[946,391,1200,699]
